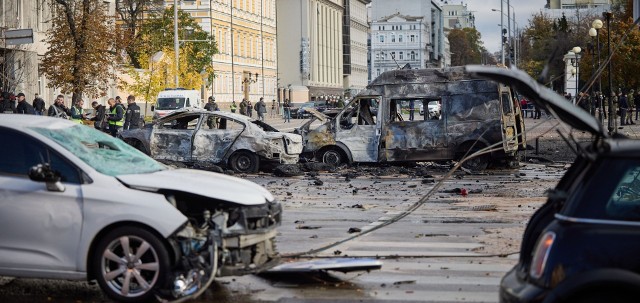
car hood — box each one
[465,65,607,138]
[117,168,275,205]
[304,108,328,122]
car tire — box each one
[229,151,260,173]
[460,151,489,171]
[93,227,171,303]
[319,147,344,167]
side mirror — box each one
[151,105,155,111]
[29,164,65,192]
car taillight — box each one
[530,231,556,279]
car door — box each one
[192,114,246,163]
[0,127,84,272]
[335,97,380,162]
[150,113,202,162]
[499,86,519,153]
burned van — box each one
[296,66,525,170]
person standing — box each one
[256,97,267,121]
[1,92,16,113]
[283,99,291,123]
[32,94,46,115]
[626,89,635,125]
[230,100,237,113]
[247,100,253,118]
[409,99,415,121]
[90,101,108,131]
[115,96,126,111]
[270,99,276,118]
[16,93,36,115]
[107,98,125,137]
[70,99,88,123]
[48,95,70,118]
[123,95,142,130]
[204,96,219,112]
[239,98,247,115]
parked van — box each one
[296,66,526,170]
[152,89,202,119]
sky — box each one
[465,0,548,53]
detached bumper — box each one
[500,267,548,303]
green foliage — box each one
[448,28,485,66]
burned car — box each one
[296,66,525,170]
[466,66,640,303]
[121,108,303,173]
[0,115,281,302]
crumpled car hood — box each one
[117,168,275,205]
[465,65,607,138]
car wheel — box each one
[319,147,344,167]
[230,151,259,173]
[461,151,489,171]
[93,227,170,303]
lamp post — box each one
[492,4,516,65]
[569,46,581,106]
[604,12,614,134]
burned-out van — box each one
[296,66,525,170]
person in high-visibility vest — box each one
[70,99,88,123]
[106,98,125,137]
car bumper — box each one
[500,267,548,303]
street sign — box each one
[4,29,34,45]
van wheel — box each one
[93,227,170,303]
[319,147,344,167]
[230,151,259,173]
[461,152,489,171]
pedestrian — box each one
[90,101,108,131]
[32,94,46,115]
[1,92,16,113]
[70,98,88,123]
[619,91,628,127]
[277,99,282,116]
[123,95,142,130]
[230,100,237,113]
[247,100,253,118]
[115,96,126,111]
[283,99,291,123]
[256,97,267,121]
[15,93,36,115]
[106,97,125,137]
[204,96,219,112]
[48,94,70,119]
[409,99,415,121]
[627,89,635,125]
[636,89,640,121]
[270,99,276,118]
[239,98,247,115]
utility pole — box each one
[500,0,504,64]
[174,0,179,88]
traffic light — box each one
[502,28,508,44]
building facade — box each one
[442,1,475,30]
[546,0,610,9]
[172,0,277,104]
[343,0,370,98]
[369,0,445,78]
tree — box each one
[40,0,120,102]
[115,0,164,68]
[448,28,485,66]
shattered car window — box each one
[339,99,377,129]
[446,93,500,122]
[606,166,640,221]
[156,97,186,110]
[160,114,201,130]
[31,125,165,176]
[252,120,278,132]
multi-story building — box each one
[370,0,445,77]
[173,0,277,104]
[343,0,370,98]
[442,1,475,30]
[546,0,610,9]
[277,0,345,103]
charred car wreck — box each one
[296,67,525,170]
[121,109,303,173]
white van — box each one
[152,89,202,119]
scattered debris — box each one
[348,227,362,233]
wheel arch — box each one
[85,221,178,281]
[543,268,640,303]
[123,137,149,155]
[454,139,490,160]
[318,143,353,164]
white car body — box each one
[153,89,202,119]
[418,101,441,118]
[0,115,281,302]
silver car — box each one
[121,108,303,173]
[0,115,281,302]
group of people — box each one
[1,92,142,137]
[573,89,640,128]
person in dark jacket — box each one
[619,92,628,126]
[48,94,71,118]
[123,95,141,130]
[32,94,46,115]
[256,97,267,121]
[1,92,16,113]
[107,98,125,137]
[204,96,219,112]
[247,100,253,118]
[15,93,36,115]
[90,101,108,131]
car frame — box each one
[0,115,282,302]
[121,108,303,173]
[466,66,640,303]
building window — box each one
[376,69,380,76]
[391,34,395,42]
[410,35,415,42]
[391,51,395,59]
[399,52,404,60]
[398,35,403,42]
[410,51,416,60]
[399,25,403,30]
[379,35,384,43]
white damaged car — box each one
[0,115,281,302]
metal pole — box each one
[174,0,179,88]
[231,1,235,102]
[500,0,504,65]
[261,0,264,98]
[605,12,613,134]
[210,0,214,99]
[575,56,579,105]
[507,0,511,46]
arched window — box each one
[410,51,416,60]
[398,34,403,42]
[391,34,395,42]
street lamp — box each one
[491,4,516,66]
[242,72,259,84]
[604,12,614,134]
[570,46,581,105]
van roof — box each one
[368,66,474,87]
